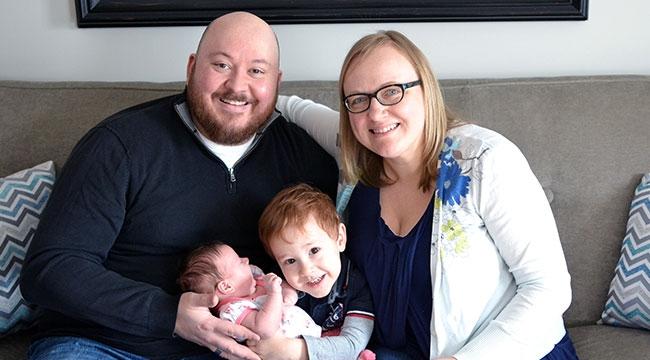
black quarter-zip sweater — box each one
[21,93,338,359]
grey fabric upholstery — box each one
[0,81,184,176]
[568,325,650,359]
[1,76,649,359]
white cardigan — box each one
[276,96,572,360]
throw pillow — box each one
[0,161,55,336]
[600,173,650,330]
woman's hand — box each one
[248,336,307,360]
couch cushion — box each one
[600,173,650,330]
[568,325,650,360]
[0,161,55,336]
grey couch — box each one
[1,76,649,359]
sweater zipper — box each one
[173,101,280,194]
[229,167,236,183]
[226,133,264,194]
[227,167,236,193]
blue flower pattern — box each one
[437,137,471,206]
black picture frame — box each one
[75,0,588,28]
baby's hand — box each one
[263,273,283,294]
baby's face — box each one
[218,245,256,297]
[269,217,346,298]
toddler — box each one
[259,183,375,359]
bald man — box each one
[21,12,337,360]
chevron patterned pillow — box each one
[0,161,55,336]
[601,173,650,330]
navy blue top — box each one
[347,183,433,359]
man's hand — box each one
[174,292,261,360]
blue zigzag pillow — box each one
[0,161,55,336]
[601,173,650,330]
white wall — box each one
[1,0,648,82]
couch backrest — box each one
[2,76,649,327]
[0,81,184,176]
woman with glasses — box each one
[264,31,578,360]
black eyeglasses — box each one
[343,80,422,113]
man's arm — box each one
[21,126,177,337]
[20,126,262,359]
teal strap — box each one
[336,183,355,216]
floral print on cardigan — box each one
[435,137,473,258]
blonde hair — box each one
[338,30,459,192]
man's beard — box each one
[186,82,276,145]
